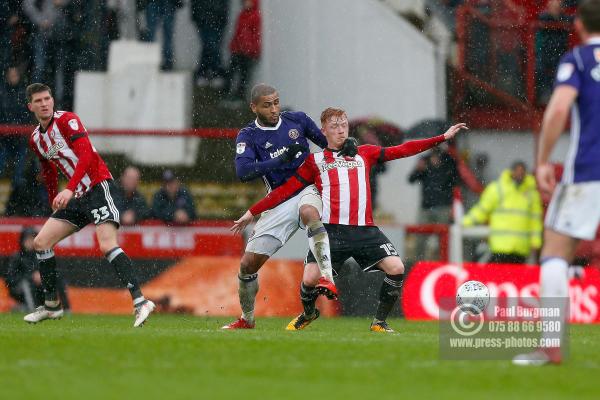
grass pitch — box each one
[0,313,598,400]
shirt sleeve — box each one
[66,136,94,192]
[234,130,284,182]
[60,113,89,142]
[59,113,94,192]
[249,158,317,215]
[382,135,446,161]
[554,51,581,92]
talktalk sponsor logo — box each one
[270,147,288,159]
[402,262,600,324]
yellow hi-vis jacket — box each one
[462,170,543,257]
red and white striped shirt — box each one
[29,111,112,201]
[249,135,447,226]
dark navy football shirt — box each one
[234,111,327,191]
[555,37,600,183]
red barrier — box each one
[0,218,242,258]
[403,261,600,324]
[0,125,238,139]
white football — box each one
[456,280,490,315]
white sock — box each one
[133,296,146,307]
[239,272,259,322]
[307,221,334,282]
[539,257,569,346]
[44,300,60,309]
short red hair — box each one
[320,107,347,125]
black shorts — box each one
[305,224,400,275]
[52,180,122,230]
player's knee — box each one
[33,235,52,252]
[97,234,118,254]
[299,205,320,225]
[240,254,263,275]
[384,259,405,275]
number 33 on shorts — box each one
[91,206,110,223]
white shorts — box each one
[544,182,600,240]
[245,185,323,256]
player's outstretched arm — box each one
[382,123,468,162]
[231,162,316,234]
[230,175,308,234]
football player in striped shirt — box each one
[232,108,467,332]
[23,83,155,327]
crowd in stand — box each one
[115,167,197,226]
[0,1,261,111]
[0,0,260,220]
[3,163,198,224]
[453,0,574,102]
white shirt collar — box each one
[254,117,282,131]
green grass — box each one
[0,314,598,399]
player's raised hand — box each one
[231,210,255,235]
[52,189,74,211]
[443,123,469,140]
[536,162,556,195]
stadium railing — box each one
[0,125,238,138]
[454,4,573,130]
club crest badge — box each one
[68,118,79,131]
[288,129,300,140]
[556,63,574,82]
[236,142,246,154]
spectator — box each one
[492,0,527,98]
[223,0,261,103]
[60,0,85,109]
[408,145,460,259]
[0,66,30,187]
[152,170,197,225]
[23,0,71,87]
[0,2,21,74]
[107,0,139,40]
[465,0,492,82]
[409,146,460,224]
[4,227,70,311]
[191,0,228,87]
[116,166,150,226]
[462,161,542,264]
[141,0,183,71]
[536,0,572,104]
